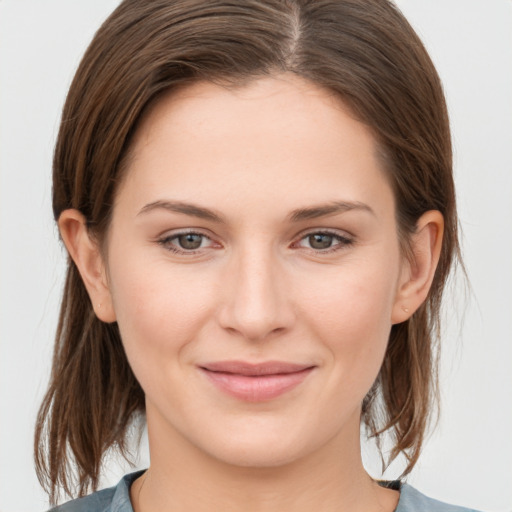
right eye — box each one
[158,231,216,254]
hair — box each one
[35,0,460,505]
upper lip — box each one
[200,361,314,376]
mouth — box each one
[199,361,315,402]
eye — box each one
[158,231,216,254]
[307,233,336,250]
[294,230,353,253]
[175,233,205,250]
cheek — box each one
[107,255,216,379]
[298,253,399,382]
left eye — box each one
[174,233,206,250]
[296,232,352,251]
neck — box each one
[131,408,398,512]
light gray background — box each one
[1,1,511,511]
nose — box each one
[217,243,295,342]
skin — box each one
[60,74,443,512]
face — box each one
[103,75,407,468]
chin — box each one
[208,438,309,469]
[189,415,338,470]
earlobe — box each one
[58,209,116,323]
[391,210,444,324]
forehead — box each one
[117,74,394,221]
[134,75,367,153]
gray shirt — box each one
[48,470,481,512]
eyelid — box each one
[292,228,355,253]
[157,229,219,254]
[156,227,354,255]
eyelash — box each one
[292,230,354,254]
[157,230,217,255]
[157,229,354,256]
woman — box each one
[34,1,479,511]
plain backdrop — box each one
[1,1,511,511]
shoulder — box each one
[397,483,482,512]
[46,470,145,512]
[48,487,115,512]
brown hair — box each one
[35,0,459,504]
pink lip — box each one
[199,361,315,402]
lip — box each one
[199,361,315,401]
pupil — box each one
[309,234,333,249]
[179,234,202,249]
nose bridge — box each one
[218,238,293,341]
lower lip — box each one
[200,368,314,402]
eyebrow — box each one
[288,201,375,221]
[138,200,225,222]
[137,199,375,223]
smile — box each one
[199,361,315,402]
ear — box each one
[58,209,116,323]
[391,210,444,324]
